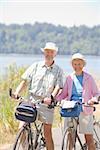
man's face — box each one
[44,49,56,61]
[72,59,85,72]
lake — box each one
[0,54,100,79]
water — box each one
[0,54,100,78]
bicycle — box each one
[61,101,100,150]
[9,88,56,150]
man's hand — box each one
[43,97,52,105]
[13,92,19,99]
[10,80,26,99]
[9,88,19,99]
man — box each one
[13,42,63,150]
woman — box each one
[56,53,100,150]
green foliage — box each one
[0,64,26,143]
[0,23,100,55]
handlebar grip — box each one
[98,96,100,102]
[9,88,12,97]
[51,95,54,101]
[94,101,99,104]
[41,100,44,103]
[48,95,57,109]
[9,88,20,99]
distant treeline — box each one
[0,22,100,55]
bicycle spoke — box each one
[61,127,75,150]
[31,123,46,150]
[13,126,30,150]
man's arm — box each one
[43,85,62,105]
[14,80,27,98]
[51,85,62,98]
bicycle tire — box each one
[93,121,100,150]
[62,127,87,150]
[79,120,100,150]
[61,127,76,150]
[13,125,31,150]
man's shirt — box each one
[21,61,63,98]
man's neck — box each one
[45,60,54,67]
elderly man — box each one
[14,42,63,150]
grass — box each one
[0,64,26,144]
[0,64,100,144]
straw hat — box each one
[41,42,58,52]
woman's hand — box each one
[88,100,94,105]
[88,97,98,105]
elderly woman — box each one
[56,53,100,150]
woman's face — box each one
[72,59,85,73]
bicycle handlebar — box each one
[48,95,57,109]
[9,88,57,109]
[82,100,100,106]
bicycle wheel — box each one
[34,133,46,150]
[13,125,31,150]
[61,127,76,150]
[93,121,100,150]
[32,125,46,150]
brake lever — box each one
[48,95,57,109]
[9,88,12,97]
[98,96,100,102]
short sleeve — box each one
[55,68,64,88]
[21,62,37,82]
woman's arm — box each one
[88,76,100,104]
[55,79,68,101]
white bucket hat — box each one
[41,42,58,52]
[71,53,86,63]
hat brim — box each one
[41,48,58,52]
[41,48,44,52]
[71,58,86,65]
[72,58,86,62]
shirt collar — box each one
[41,61,55,69]
[71,71,89,80]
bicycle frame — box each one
[73,119,85,150]
[12,118,46,150]
[68,118,85,150]
[33,121,46,149]
[62,115,100,150]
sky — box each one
[0,0,100,27]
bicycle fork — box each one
[26,124,34,150]
[34,122,46,149]
[75,132,84,150]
